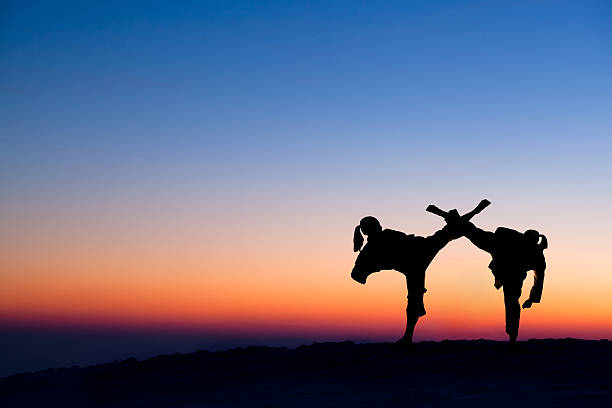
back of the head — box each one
[359,216,382,236]
[524,229,548,250]
[353,216,382,252]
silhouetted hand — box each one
[522,299,533,309]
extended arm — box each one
[463,222,496,254]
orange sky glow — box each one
[2,210,611,341]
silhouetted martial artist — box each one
[351,215,462,345]
[463,223,548,343]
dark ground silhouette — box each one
[1,339,611,407]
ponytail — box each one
[538,234,548,250]
[354,216,381,251]
[353,225,364,252]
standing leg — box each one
[397,272,426,346]
[503,279,523,343]
[398,313,419,346]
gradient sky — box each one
[1,0,612,368]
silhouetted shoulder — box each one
[494,227,522,247]
[380,229,415,242]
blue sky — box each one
[2,1,611,226]
[3,1,610,155]
[2,0,611,273]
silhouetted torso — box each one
[353,228,452,279]
[488,227,546,283]
[352,226,456,322]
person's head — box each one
[353,216,382,252]
[524,229,548,250]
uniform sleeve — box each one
[463,223,496,254]
[352,245,372,272]
[529,266,545,303]
[351,244,381,284]
[526,250,546,302]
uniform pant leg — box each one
[503,279,523,339]
[406,271,427,318]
